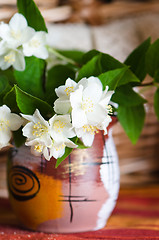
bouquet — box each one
[0,0,158,167]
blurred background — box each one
[0,0,159,197]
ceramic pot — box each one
[7,124,120,233]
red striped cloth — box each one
[0,185,159,239]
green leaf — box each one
[14,57,45,99]
[0,68,16,86]
[146,39,159,77]
[154,70,159,83]
[55,147,73,168]
[124,38,151,81]
[112,84,147,107]
[45,65,75,104]
[83,50,125,70]
[82,49,100,64]
[100,53,140,85]
[15,85,54,117]
[100,53,123,71]
[17,0,47,32]
[78,51,140,92]
[76,55,102,81]
[123,69,140,86]
[0,75,11,105]
[55,137,78,168]
[13,128,26,148]
[76,139,89,149]
[57,50,85,64]
[3,87,19,113]
[154,88,159,120]
[117,104,145,144]
[98,67,128,90]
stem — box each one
[47,46,78,66]
[139,81,154,87]
[138,81,159,88]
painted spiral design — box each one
[8,166,40,201]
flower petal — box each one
[13,50,25,71]
[43,147,50,160]
[81,132,94,147]
[21,114,34,123]
[50,144,65,159]
[0,55,11,70]
[23,31,48,59]
[87,105,107,125]
[83,82,102,104]
[77,77,88,89]
[8,113,22,131]
[0,23,10,41]
[65,138,77,148]
[22,122,34,139]
[21,27,35,44]
[72,108,87,128]
[54,98,71,114]
[55,86,68,98]
[0,41,9,55]
[87,76,103,87]
[99,90,114,109]
[70,85,83,108]
[55,78,77,98]
[0,127,11,146]
[65,78,77,88]
[33,46,48,59]
[0,105,11,116]
[9,13,27,31]
[97,115,112,134]
[33,109,49,128]
[33,31,47,43]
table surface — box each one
[0,185,159,240]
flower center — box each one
[11,30,21,40]
[34,144,43,153]
[81,98,94,113]
[64,86,74,96]
[30,39,40,48]
[83,125,99,135]
[32,122,47,138]
[53,120,66,133]
[106,104,113,115]
[4,54,15,64]
[0,119,10,131]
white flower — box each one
[0,13,34,48]
[74,116,112,147]
[69,77,114,146]
[54,76,114,147]
[23,31,48,59]
[25,139,50,160]
[55,78,77,98]
[21,110,77,160]
[0,13,48,70]
[49,114,77,158]
[70,78,106,128]
[21,109,52,147]
[49,142,66,160]
[99,86,114,114]
[54,78,77,114]
[97,115,112,134]
[75,125,99,147]
[0,41,25,71]
[0,105,22,150]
